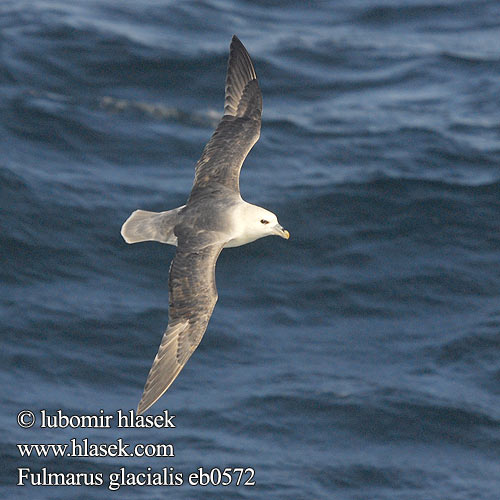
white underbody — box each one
[121,200,282,249]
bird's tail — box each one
[120,206,184,246]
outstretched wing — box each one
[137,230,225,414]
[188,35,262,200]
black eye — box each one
[260,219,269,224]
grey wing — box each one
[137,231,225,414]
[188,35,262,199]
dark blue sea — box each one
[2,0,500,498]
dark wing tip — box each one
[224,36,262,119]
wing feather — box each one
[137,231,225,414]
[189,35,262,199]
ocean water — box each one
[2,0,500,498]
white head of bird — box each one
[225,203,289,248]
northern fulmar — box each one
[121,35,289,414]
